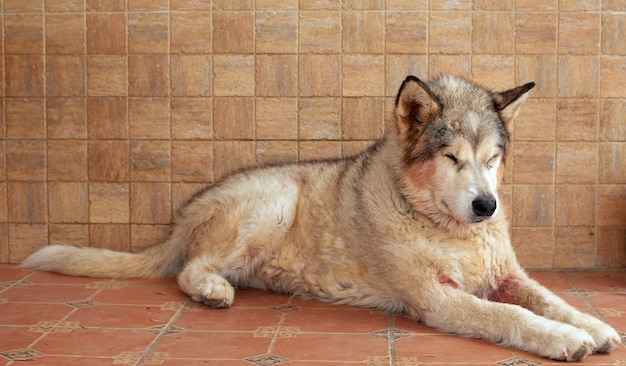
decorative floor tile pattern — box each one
[0,265,624,365]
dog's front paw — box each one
[191,273,235,308]
[542,326,595,361]
[583,322,621,354]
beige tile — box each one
[6,98,45,139]
[342,11,384,53]
[427,54,471,79]
[7,182,47,223]
[213,55,255,96]
[597,228,626,268]
[87,13,126,54]
[558,56,600,98]
[555,185,595,227]
[171,0,212,10]
[512,185,554,227]
[45,13,85,54]
[170,12,212,53]
[429,12,471,54]
[256,98,298,140]
[89,183,130,224]
[342,55,385,96]
[511,228,554,269]
[600,56,626,98]
[49,224,89,247]
[385,11,427,54]
[129,98,170,139]
[599,143,626,184]
[555,142,598,184]
[4,14,43,54]
[46,55,86,97]
[213,97,255,140]
[171,98,213,140]
[473,0,513,10]
[256,141,298,165]
[213,141,256,181]
[87,99,127,140]
[131,224,170,252]
[512,98,556,141]
[601,13,626,55]
[129,55,169,97]
[48,140,88,181]
[300,0,340,9]
[48,182,89,224]
[555,227,596,269]
[385,55,428,96]
[342,98,385,140]
[559,0,599,11]
[344,0,383,9]
[600,99,626,141]
[87,0,126,11]
[89,141,130,182]
[516,0,557,11]
[299,141,341,162]
[515,13,557,54]
[8,224,47,263]
[6,140,46,181]
[257,0,298,9]
[47,98,87,139]
[597,186,626,227]
[515,55,557,98]
[89,224,130,251]
[46,0,85,11]
[299,98,341,140]
[299,54,341,96]
[471,55,515,91]
[213,0,254,9]
[556,99,598,141]
[256,11,298,53]
[512,142,555,184]
[130,141,171,181]
[128,13,169,54]
[171,141,214,183]
[213,12,254,54]
[128,0,169,11]
[558,13,599,55]
[472,12,514,54]
[256,54,298,97]
[5,56,45,97]
[171,55,212,97]
[299,11,341,53]
[87,55,127,97]
[130,182,172,224]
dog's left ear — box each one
[395,76,443,138]
[493,82,535,125]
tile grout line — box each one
[563,273,612,324]
[133,298,190,366]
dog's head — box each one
[394,75,534,233]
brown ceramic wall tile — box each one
[1,2,624,268]
[89,224,130,251]
[88,141,130,182]
[130,182,172,224]
[87,98,128,139]
[47,98,87,139]
[48,182,89,223]
[555,142,598,184]
[128,13,169,54]
[256,98,298,140]
[129,141,171,181]
[171,98,213,140]
[6,98,45,139]
[89,183,130,224]
[48,140,88,181]
[213,97,255,140]
[45,14,85,54]
[171,141,214,182]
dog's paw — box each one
[583,322,621,354]
[542,326,595,361]
[190,273,235,308]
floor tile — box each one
[0,326,44,351]
[65,304,178,328]
[174,307,283,332]
[566,272,626,293]
[92,284,188,305]
[151,332,272,360]
[0,302,74,325]
[272,333,389,362]
[2,283,99,303]
[281,307,389,333]
[528,271,575,292]
[395,334,515,363]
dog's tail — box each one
[20,238,185,278]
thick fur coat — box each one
[22,76,621,361]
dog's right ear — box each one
[394,76,442,138]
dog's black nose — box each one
[472,198,497,217]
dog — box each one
[22,75,621,361]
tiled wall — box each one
[1,0,625,269]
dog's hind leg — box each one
[177,256,235,308]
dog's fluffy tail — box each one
[21,240,184,279]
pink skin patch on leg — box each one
[438,275,459,289]
[489,271,527,304]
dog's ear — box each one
[395,76,442,137]
[493,82,535,125]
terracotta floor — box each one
[0,265,624,366]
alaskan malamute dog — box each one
[23,75,621,361]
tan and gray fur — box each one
[22,75,621,361]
